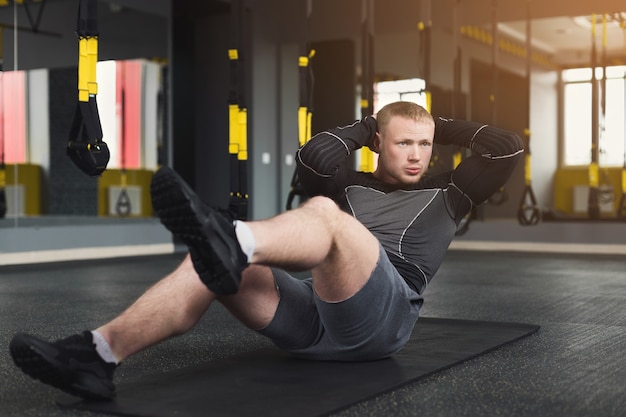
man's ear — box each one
[370,132,381,154]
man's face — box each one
[373,115,434,186]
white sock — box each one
[91,330,120,365]
[234,220,255,263]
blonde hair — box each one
[376,101,433,135]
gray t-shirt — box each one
[296,116,524,293]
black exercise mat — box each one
[61,318,539,417]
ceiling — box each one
[2,0,624,69]
[501,13,626,67]
[450,0,626,68]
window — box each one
[374,78,428,111]
[563,66,625,166]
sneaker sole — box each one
[9,334,115,401]
[151,167,243,294]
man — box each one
[9,101,524,400]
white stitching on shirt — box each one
[297,131,352,178]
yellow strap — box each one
[78,37,98,102]
[237,108,248,161]
[588,162,599,188]
[306,111,312,144]
[524,154,532,185]
[121,171,127,188]
[591,13,596,37]
[360,99,369,110]
[228,104,240,155]
[297,49,315,147]
[227,47,246,160]
[298,107,309,147]
[0,169,5,187]
[417,21,431,31]
[229,104,239,155]
[452,152,462,169]
[523,129,532,185]
[229,104,248,160]
[424,90,432,113]
[622,169,626,193]
[359,147,375,173]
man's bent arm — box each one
[295,116,377,197]
[434,117,525,205]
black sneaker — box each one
[9,331,116,400]
[150,166,249,295]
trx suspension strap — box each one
[517,0,540,225]
[489,0,498,129]
[487,0,507,206]
[451,0,472,236]
[359,0,375,173]
[587,13,601,219]
[597,15,615,216]
[452,0,463,162]
[0,28,5,219]
[67,0,109,176]
[286,0,315,210]
[228,0,248,220]
[451,0,461,118]
[618,20,626,218]
[619,67,626,218]
[116,63,131,216]
[418,0,432,113]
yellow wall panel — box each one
[554,167,622,216]
[97,169,155,217]
[4,164,42,216]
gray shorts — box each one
[257,244,423,361]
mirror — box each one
[0,0,169,232]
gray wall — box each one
[249,2,282,220]
[0,0,168,71]
[1,0,560,219]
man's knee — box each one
[301,196,346,225]
[303,196,340,213]
[301,196,372,245]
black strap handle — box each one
[67,99,109,176]
[67,0,109,176]
[518,184,541,225]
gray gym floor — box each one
[1,249,624,417]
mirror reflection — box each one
[0,0,168,230]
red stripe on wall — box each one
[0,72,4,163]
[2,71,26,163]
[117,60,142,169]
